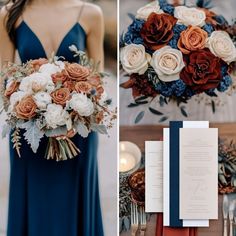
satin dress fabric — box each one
[7,21,104,236]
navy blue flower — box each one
[168,38,178,49]
[159,0,174,15]
[217,75,232,92]
[214,15,228,26]
[221,64,228,76]
[154,82,174,97]
[172,80,187,97]
[173,24,187,36]
[205,88,217,96]
[184,88,195,98]
[202,24,214,36]
[123,19,145,45]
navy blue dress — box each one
[7,20,104,236]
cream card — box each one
[180,128,218,220]
[145,141,163,212]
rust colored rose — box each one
[63,80,76,92]
[180,49,222,93]
[15,96,37,119]
[65,63,90,81]
[178,26,208,54]
[87,75,101,87]
[140,13,177,50]
[51,88,71,106]
[4,80,19,97]
[51,70,69,84]
[31,58,48,71]
[75,81,92,94]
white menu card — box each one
[180,128,218,220]
[145,141,163,212]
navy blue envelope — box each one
[169,121,183,227]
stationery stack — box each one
[145,121,218,228]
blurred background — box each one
[0,0,117,236]
[120,0,236,125]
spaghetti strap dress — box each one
[7,9,104,236]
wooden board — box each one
[120,123,236,236]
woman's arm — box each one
[0,6,15,70]
[84,4,104,71]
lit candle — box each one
[119,152,136,172]
[119,141,141,173]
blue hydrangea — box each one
[123,19,145,45]
[171,80,187,97]
[154,82,174,97]
[168,38,178,49]
[202,24,214,36]
[159,0,174,15]
[221,64,228,76]
[173,24,187,35]
[205,88,217,96]
[184,88,195,98]
[217,75,232,92]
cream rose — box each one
[69,93,94,117]
[9,91,29,112]
[136,1,163,20]
[19,72,55,93]
[151,46,185,82]
[120,44,150,75]
[44,104,70,129]
[174,6,206,27]
[39,63,63,75]
[33,92,52,109]
[206,31,236,64]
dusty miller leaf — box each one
[91,123,108,135]
[45,126,67,137]
[74,121,89,138]
[23,121,44,153]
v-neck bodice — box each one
[15,20,86,63]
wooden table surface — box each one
[120,123,236,236]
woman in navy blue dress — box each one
[0,0,104,235]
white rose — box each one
[206,31,236,64]
[54,61,65,70]
[174,6,206,27]
[151,46,185,82]
[9,91,28,111]
[33,92,52,109]
[136,1,163,20]
[19,72,55,93]
[44,104,70,129]
[69,93,94,117]
[39,63,62,75]
[120,44,151,75]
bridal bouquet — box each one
[120,0,236,122]
[0,46,116,161]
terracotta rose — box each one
[178,26,208,54]
[51,88,71,106]
[75,81,92,94]
[51,69,69,84]
[15,96,37,119]
[63,80,76,92]
[65,63,90,81]
[30,58,48,71]
[4,80,19,97]
[180,49,222,93]
[141,13,177,50]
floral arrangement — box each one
[120,0,236,122]
[218,138,236,194]
[0,46,116,161]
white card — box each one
[163,121,210,227]
[145,141,163,212]
[180,128,218,220]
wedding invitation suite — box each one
[145,141,163,212]
[180,128,218,220]
[164,121,209,227]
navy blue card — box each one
[169,121,183,227]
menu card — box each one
[145,141,163,212]
[180,128,218,220]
